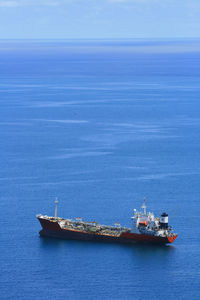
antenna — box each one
[55,197,58,218]
[141,197,146,215]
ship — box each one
[37,199,177,245]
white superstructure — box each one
[131,200,173,238]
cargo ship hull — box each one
[38,217,177,245]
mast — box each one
[141,197,146,215]
[55,197,58,218]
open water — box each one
[0,39,200,299]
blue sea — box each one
[0,39,200,299]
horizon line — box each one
[0,37,200,41]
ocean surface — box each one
[0,39,200,300]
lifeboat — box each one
[138,220,148,226]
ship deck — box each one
[37,215,130,237]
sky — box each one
[0,0,200,39]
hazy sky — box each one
[0,0,200,39]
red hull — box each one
[38,217,177,245]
